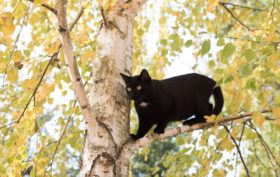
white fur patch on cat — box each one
[139,102,149,108]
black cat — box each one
[120,69,224,140]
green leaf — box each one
[217,38,225,46]
[137,28,144,36]
[246,78,256,90]
[221,43,235,58]
[245,49,256,61]
[208,60,215,68]
[176,136,185,145]
[161,49,168,56]
[160,39,167,45]
[238,65,252,77]
[224,75,234,83]
[170,34,182,52]
[200,39,211,56]
[185,40,192,47]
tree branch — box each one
[55,0,97,128]
[224,126,251,177]
[41,4,57,14]
[247,121,280,168]
[69,7,84,31]
[48,106,72,177]
[0,51,58,131]
[219,1,267,12]
[252,138,267,168]
[28,0,57,14]
[234,123,246,177]
[134,110,271,149]
[219,1,252,31]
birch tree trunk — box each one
[80,1,146,176]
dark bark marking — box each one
[58,25,67,33]
[89,152,116,177]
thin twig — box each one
[219,1,267,12]
[48,111,72,177]
[47,72,91,176]
[224,126,251,177]
[69,7,84,31]
[41,4,57,14]
[234,123,246,177]
[219,1,252,31]
[247,121,280,168]
[17,52,59,123]
[3,2,31,88]
[28,0,57,14]
[0,51,58,130]
[252,138,267,168]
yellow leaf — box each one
[220,137,235,151]
[37,83,55,101]
[0,12,15,36]
[81,50,95,61]
[45,41,60,54]
[33,0,43,5]
[204,114,216,123]
[14,3,26,19]
[272,107,280,118]
[13,50,23,62]
[252,111,265,128]
[7,68,18,83]
[34,106,44,114]
[28,13,40,24]
[208,0,218,5]
[0,60,7,70]
[213,169,225,177]
[207,0,218,11]
[22,79,36,89]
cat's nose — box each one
[128,94,135,100]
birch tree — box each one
[0,0,280,177]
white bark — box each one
[81,1,147,176]
[55,0,97,129]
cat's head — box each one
[120,69,153,101]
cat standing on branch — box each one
[121,69,224,140]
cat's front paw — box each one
[154,127,165,134]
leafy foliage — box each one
[0,0,280,176]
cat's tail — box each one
[212,86,224,115]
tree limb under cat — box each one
[133,109,272,149]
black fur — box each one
[120,69,224,140]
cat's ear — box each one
[139,69,151,82]
[120,73,130,84]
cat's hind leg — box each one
[183,99,211,126]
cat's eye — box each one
[127,87,131,92]
[136,85,142,90]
